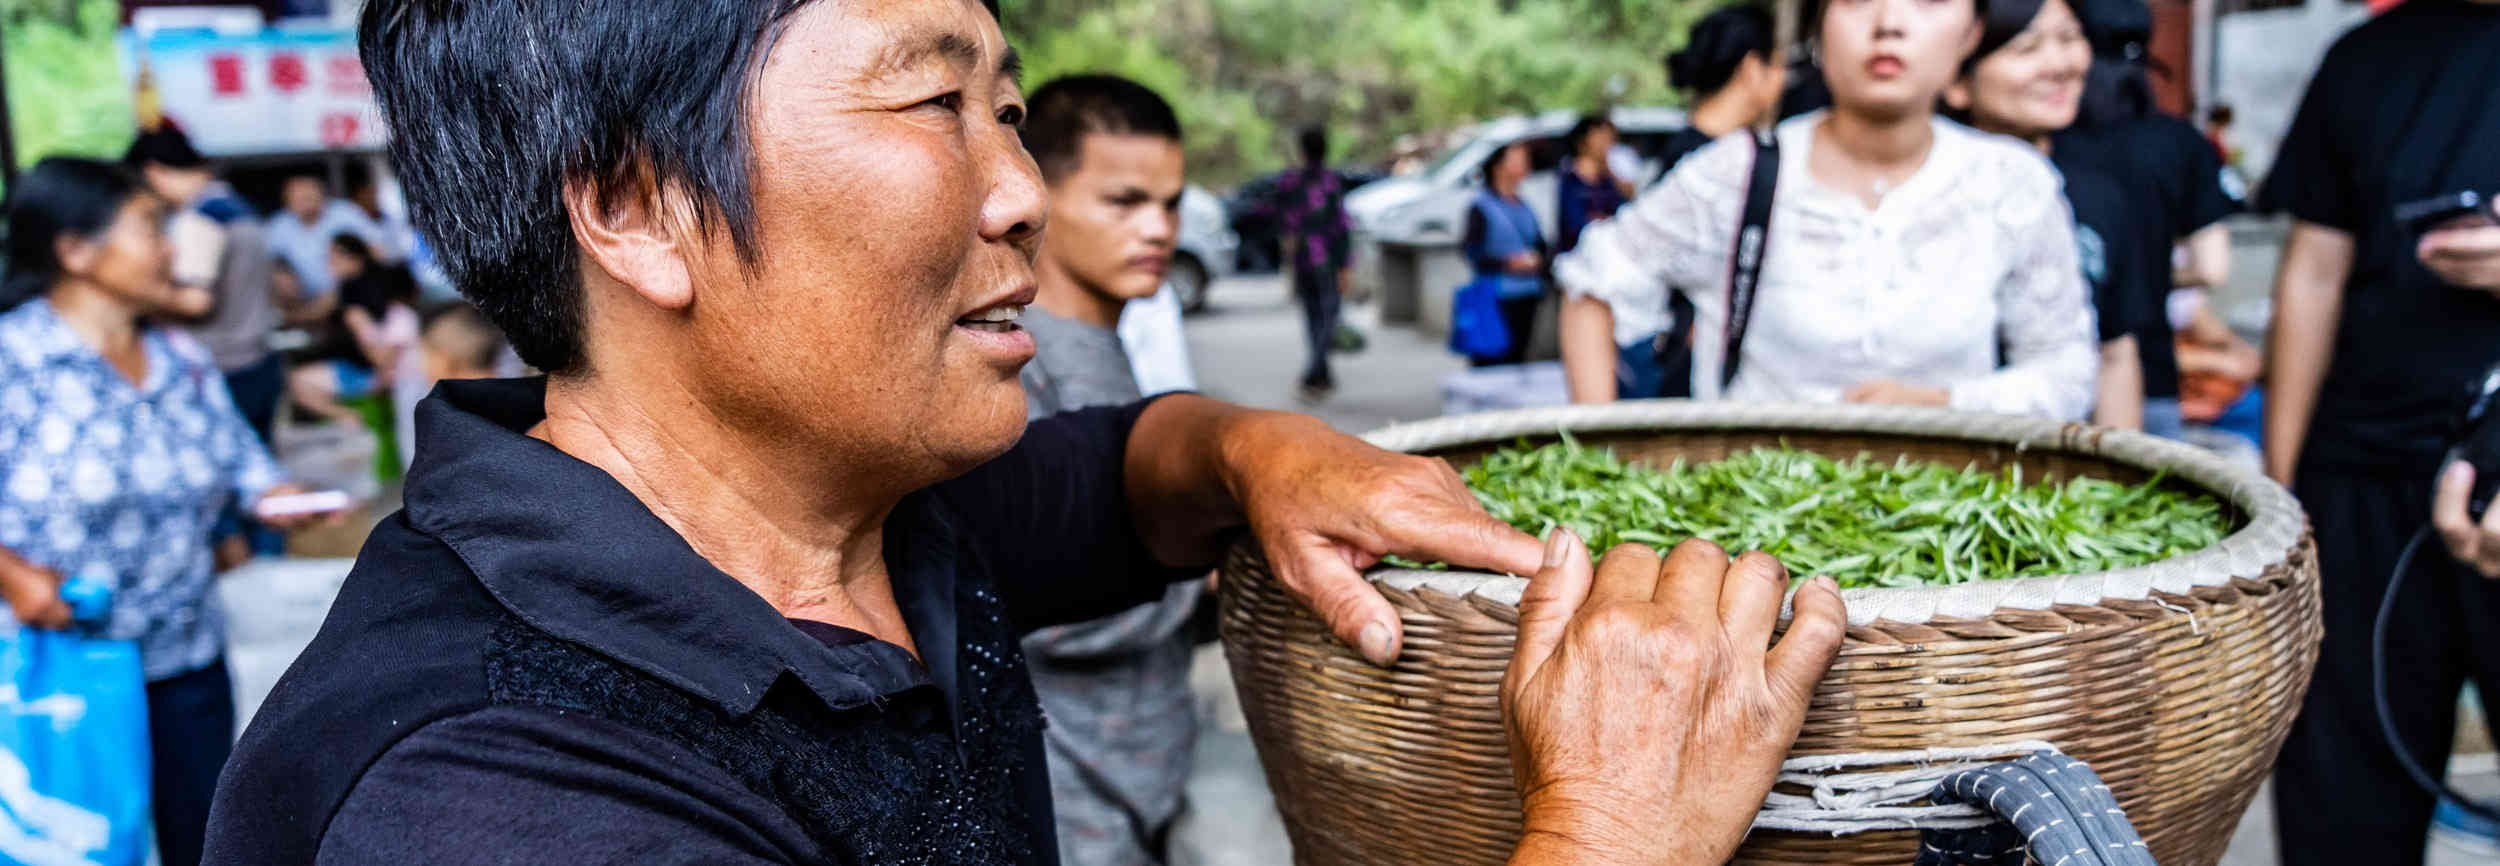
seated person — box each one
[285,234,419,425]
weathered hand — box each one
[2420,222,2500,293]
[2433,460,2500,578]
[1503,533,1847,865]
[1219,413,1544,664]
[1844,380,1950,407]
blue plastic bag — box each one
[0,596,151,866]
[1448,275,1514,361]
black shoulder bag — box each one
[1716,128,1781,391]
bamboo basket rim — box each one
[1360,400,2304,627]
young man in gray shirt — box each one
[1016,75,1205,866]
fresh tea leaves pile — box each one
[1441,435,2230,588]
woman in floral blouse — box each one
[0,157,324,866]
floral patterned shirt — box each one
[0,299,281,681]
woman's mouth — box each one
[1867,55,1906,79]
[957,303,1024,334]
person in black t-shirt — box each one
[2257,2,2500,863]
[1944,0,2165,431]
[2041,0,2245,437]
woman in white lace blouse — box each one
[1557,0,2098,419]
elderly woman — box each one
[0,156,325,866]
[203,2,1846,864]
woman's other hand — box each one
[1844,380,1949,407]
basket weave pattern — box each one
[1218,403,2323,865]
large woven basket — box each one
[1219,402,2321,865]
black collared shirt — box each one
[204,377,1201,864]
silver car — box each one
[1347,106,1691,248]
[1170,184,1238,313]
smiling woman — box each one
[199,1,1852,864]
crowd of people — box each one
[0,124,512,865]
[0,0,2493,864]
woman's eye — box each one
[919,92,965,114]
[997,104,1026,127]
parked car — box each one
[1222,166,1390,276]
[1346,106,1690,248]
[1171,184,1238,314]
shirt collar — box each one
[1,299,93,368]
[402,376,956,716]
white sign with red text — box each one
[119,26,385,156]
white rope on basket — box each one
[1750,740,2061,834]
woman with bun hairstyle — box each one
[1557,0,2097,417]
[1660,4,1789,173]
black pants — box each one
[222,352,285,446]
[148,658,236,866]
[2273,465,2500,866]
[1468,294,1542,368]
[1291,265,1341,386]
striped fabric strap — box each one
[1915,753,2156,866]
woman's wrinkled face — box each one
[1958,0,2090,138]
[682,0,1045,478]
[1820,0,1982,122]
[62,193,177,313]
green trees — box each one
[3,0,133,169]
[1002,0,1727,185]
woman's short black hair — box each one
[356,0,998,374]
[1963,0,2052,74]
[1477,140,1529,187]
[1669,4,1774,97]
[331,232,378,267]
[1019,75,1183,184]
[1564,114,1616,159]
[1,157,146,312]
[1297,126,1330,167]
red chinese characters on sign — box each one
[269,52,308,94]
[326,55,370,97]
[208,53,246,97]
[319,114,362,148]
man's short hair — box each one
[358,0,997,374]
[124,127,206,170]
[1018,75,1182,185]
[423,300,511,375]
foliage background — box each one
[1001,0,1723,185]
[3,0,132,171]
[0,0,1727,184]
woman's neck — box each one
[532,372,919,654]
[1822,108,1935,170]
[45,281,142,356]
[1810,109,1938,207]
[1973,119,2054,155]
[1689,90,1759,139]
[1572,152,1608,181]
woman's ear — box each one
[1943,80,1973,112]
[52,232,99,283]
[563,165,698,312]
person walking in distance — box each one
[1271,126,1353,401]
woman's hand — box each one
[252,483,349,533]
[1504,533,1847,865]
[1508,251,1544,275]
[0,554,70,630]
[1844,380,1949,407]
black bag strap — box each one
[1719,129,1780,391]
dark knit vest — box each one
[481,578,1047,864]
